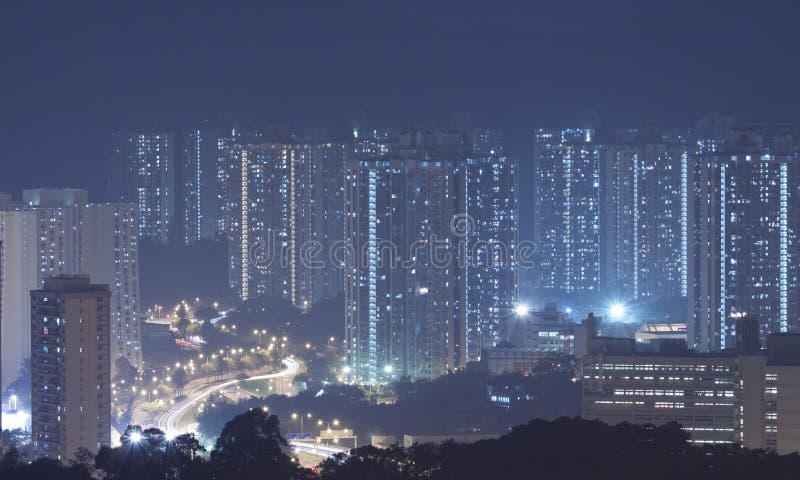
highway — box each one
[290,440,349,460]
[156,357,300,438]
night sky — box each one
[1,0,798,200]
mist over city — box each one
[1,1,800,479]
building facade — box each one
[0,190,141,392]
[465,129,518,361]
[345,131,469,383]
[534,129,601,293]
[345,128,518,383]
[183,126,220,244]
[688,129,799,351]
[219,135,347,310]
[108,132,175,244]
[30,276,111,461]
[581,324,800,453]
[600,130,689,301]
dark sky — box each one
[1,0,799,200]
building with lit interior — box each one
[599,129,689,301]
[108,131,175,244]
[464,129,518,361]
[183,125,220,244]
[31,275,111,461]
[345,127,518,383]
[220,133,347,311]
[0,189,141,393]
[533,129,601,293]
[580,314,800,453]
[687,129,800,352]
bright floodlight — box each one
[165,431,177,442]
[514,304,530,316]
[384,365,394,374]
[129,431,143,444]
[565,307,573,314]
[610,303,625,319]
[342,366,352,374]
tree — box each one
[114,357,139,384]
[96,426,209,480]
[175,304,191,336]
[222,357,236,375]
[210,409,303,480]
[171,368,187,396]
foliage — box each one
[7,416,800,479]
[210,409,304,480]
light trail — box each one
[155,358,300,438]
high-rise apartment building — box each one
[345,131,467,383]
[688,129,800,351]
[533,129,601,293]
[600,130,689,301]
[183,126,220,244]
[108,132,175,244]
[30,275,111,461]
[220,134,347,310]
[0,190,141,392]
[345,128,518,383]
[465,129,518,360]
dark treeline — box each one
[197,366,580,441]
[4,414,800,480]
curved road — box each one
[156,358,300,438]
[290,440,348,460]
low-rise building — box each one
[580,314,800,453]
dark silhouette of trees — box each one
[210,409,307,480]
[171,368,187,396]
[95,425,208,480]
[6,415,800,479]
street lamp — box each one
[254,329,267,345]
[291,412,313,434]
[514,304,530,317]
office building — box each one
[580,314,800,453]
[533,129,601,293]
[30,275,111,461]
[183,126,220,244]
[108,132,175,244]
[0,190,141,392]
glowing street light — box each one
[129,431,143,444]
[609,303,625,319]
[514,304,530,317]
[292,412,313,433]
[384,365,394,374]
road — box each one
[156,357,300,438]
[290,440,349,464]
